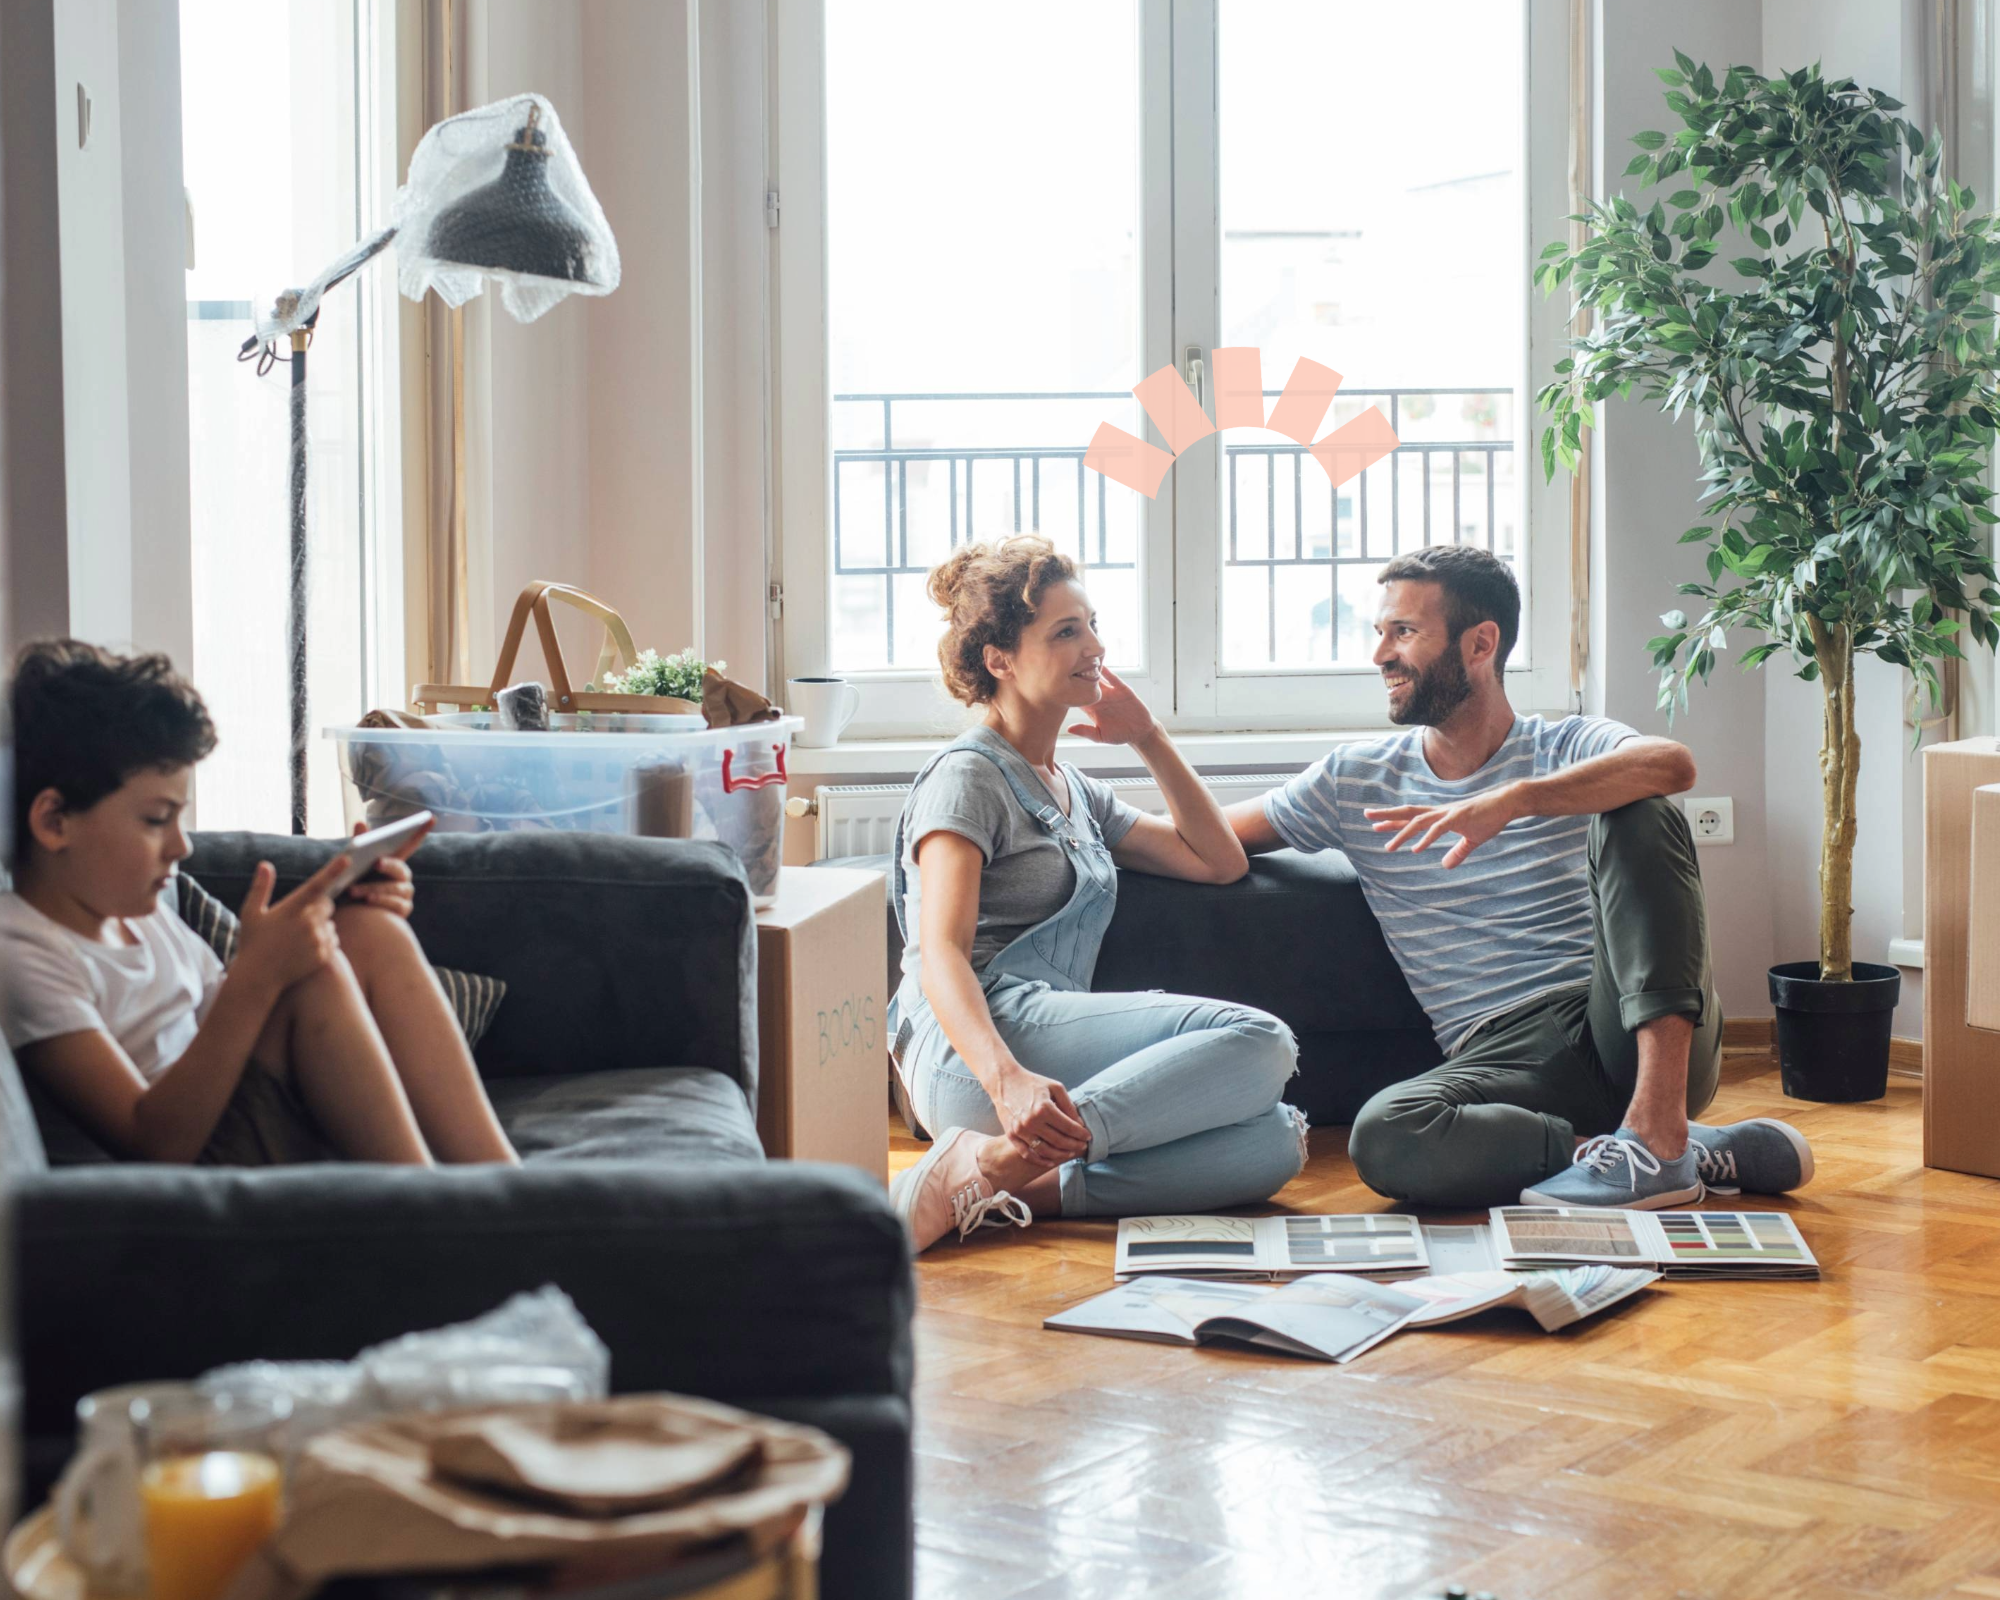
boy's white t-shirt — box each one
[0,884,225,1081]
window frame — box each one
[775,0,1576,738]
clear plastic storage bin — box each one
[327,714,802,903]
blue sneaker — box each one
[1689,1117,1814,1196]
[1520,1128,1704,1209]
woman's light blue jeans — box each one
[902,975,1307,1217]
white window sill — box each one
[1887,937,1925,970]
[785,728,1386,779]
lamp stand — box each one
[287,325,311,835]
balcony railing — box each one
[831,387,1513,668]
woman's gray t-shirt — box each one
[898,726,1142,982]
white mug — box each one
[789,677,861,748]
[53,1380,202,1593]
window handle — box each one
[1184,345,1205,411]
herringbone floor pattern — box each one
[891,1061,2000,1600]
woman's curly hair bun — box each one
[927,535,1079,706]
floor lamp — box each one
[242,96,618,833]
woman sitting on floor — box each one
[890,535,1306,1252]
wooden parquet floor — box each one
[890,1061,2000,1600]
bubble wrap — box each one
[254,93,616,340]
[397,93,619,322]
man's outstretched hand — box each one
[1364,787,1518,869]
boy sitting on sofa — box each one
[1,640,517,1167]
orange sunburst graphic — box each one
[1083,350,1399,499]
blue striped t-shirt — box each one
[1263,714,1639,1054]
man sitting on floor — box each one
[1225,544,1810,1209]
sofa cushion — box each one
[491,1067,765,1165]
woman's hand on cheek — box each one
[1066,665,1158,747]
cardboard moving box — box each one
[1925,739,2000,1176]
[753,866,889,1183]
[1973,784,2000,1035]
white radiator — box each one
[791,774,1296,861]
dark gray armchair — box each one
[7,832,913,1600]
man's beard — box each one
[1385,643,1472,726]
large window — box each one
[181,0,401,830]
[821,0,1162,727]
[790,0,1572,734]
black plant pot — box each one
[1768,960,1902,1103]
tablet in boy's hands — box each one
[325,811,434,898]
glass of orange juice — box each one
[130,1390,291,1600]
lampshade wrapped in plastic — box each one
[254,93,617,340]
[400,95,619,321]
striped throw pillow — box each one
[176,873,507,1048]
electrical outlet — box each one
[1681,796,1734,845]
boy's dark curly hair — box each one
[928,535,1080,705]
[8,640,217,862]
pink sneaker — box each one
[890,1127,1032,1253]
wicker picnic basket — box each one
[411,581,700,716]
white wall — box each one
[1594,0,1776,1020]
[51,0,134,648]
[579,0,703,671]
[0,0,70,650]
[463,0,768,697]
[468,1,600,686]
[696,0,773,686]
[117,0,193,676]
[37,0,192,668]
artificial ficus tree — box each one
[1537,54,2000,982]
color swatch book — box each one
[1113,1213,1428,1279]
[1045,1274,1426,1362]
[1489,1206,1820,1279]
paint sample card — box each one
[1650,1210,1818,1276]
[1115,1213,1428,1278]
[1418,1223,1506,1275]
[1490,1207,1820,1280]
[1490,1207,1651,1263]
[1280,1214,1427,1270]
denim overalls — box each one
[888,730,1119,1052]
[886,727,1307,1218]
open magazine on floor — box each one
[1047,1263,1658,1361]
[1044,1274,1427,1362]
[1395,1266,1659,1330]
[1489,1206,1820,1279]
[1113,1213,1429,1278]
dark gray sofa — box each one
[6,832,913,1600]
[852,845,1442,1126]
